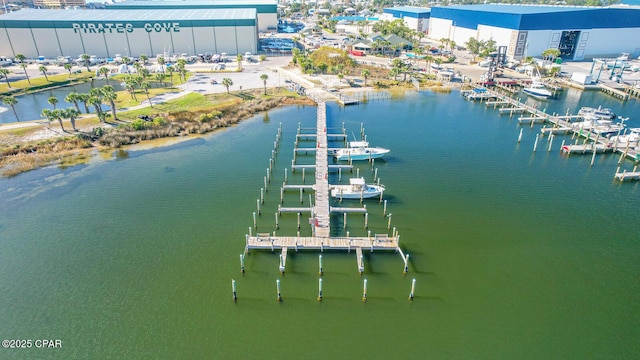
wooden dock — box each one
[599,83,630,101]
[244,98,405,274]
[479,87,639,162]
[614,166,640,181]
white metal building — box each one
[0,8,258,59]
[429,4,640,61]
[381,6,430,33]
[106,0,278,32]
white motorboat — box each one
[330,178,384,200]
[333,141,390,161]
[523,77,553,99]
[572,118,627,136]
[609,128,640,147]
[578,106,616,120]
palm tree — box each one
[157,56,165,74]
[122,56,130,66]
[167,66,174,86]
[62,107,80,131]
[77,93,91,113]
[15,54,31,85]
[41,108,55,128]
[260,73,268,95]
[65,92,81,113]
[139,54,148,65]
[47,96,58,110]
[361,69,370,87]
[53,109,65,132]
[3,95,19,121]
[64,63,73,79]
[124,78,137,101]
[236,53,243,71]
[81,54,91,72]
[88,91,104,122]
[140,81,152,108]
[101,85,118,120]
[0,68,11,88]
[222,77,233,94]
[155,73,165,87]
[39,65,49,81]
[424,55,435,74]
[98,67,110,84]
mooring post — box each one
[387,213,392,230]
[232,279,237,302]
[280,188,284,203]
[266,168,270,183]
[299,188,303,203]
[297,212,301,229]
[404,254,409,274]
[409,278,416,301]
[284,168,287,184]
[257,199,261,215]
[319,255,323,275]
[374,168,378,182]
[533,134,539,152]
[518,128,523,142]
[338,168,342,182]
[240,254,245,273]
[383,200,387,216]
[318,278,323,302]
[260,188,264,204]
[279,254,284,274]
[364,213,368,229]
[356,168,360,178]
[362,278,367,302]
[253,212,257,228]
[302,168,305,183]
[343,213,347,229]
[276,279,282,302]
[548,134,554,152]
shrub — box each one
[131,119,147,131]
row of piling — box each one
[231,277,416,302]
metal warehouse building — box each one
[106,0,278,32]
[381,6,430,33]
[0,8,258,59]
[428,4,640,61]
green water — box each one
[1,90,639,359]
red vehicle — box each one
[350,50,365,56]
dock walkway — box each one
[244,97,404,273]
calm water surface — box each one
[1,89,639,359]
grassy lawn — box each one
[0,71,95,95]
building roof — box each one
[383,6,431,19]
[0,8,257,22]
[107,0,277,13]
[431,4,640,30]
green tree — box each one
[89,88,105,122]
[222,77,233,94]
[65,92,82,113]
[15,54,31,85]
[465,38,482,63]
[140,81,152,108]
[361,69,370,87]
[81,54,91,72]
[41,108,55,128]
[157,56,165,74]
[62,107,80,131]
[155,73,165,87]
[101,85,118,120]
[64,63,73,79]
[0,68,11,88]
[139,54,148,64]
[77,93,91,113]
[47,96,58,110]
[260,73,269,95]
[542,48,561,62]
[3,95,19,121]
[236,53,243,71]
[39,65,49,81]
[98,67,110,85]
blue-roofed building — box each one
[429,4,640,61]
[381,6,430,33]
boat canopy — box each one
[348,141,368,148]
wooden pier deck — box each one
[244,98,406,274]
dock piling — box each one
[403,254,409,274]
[318,278,323,302]
[548,134,554,152]
[232,279,237,302]
[240,254,245,273]
[409,278,416,301]
[260,188,264,204]
[383,200,387,216]
[276,279,282,302]
[364,213,368,229]
[518,128,523,143]
[253,212,257,228]
[319,255,323,275]
[533,134,539,152]
[257,199,261,215]
[387,213,392,230]
[362,278,367,302]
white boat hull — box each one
[335,148,389,161]
[331,185,384,199]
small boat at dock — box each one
[523,76,553,99]
[332,141,390,161]
[578,106,616,121]
[330,178,384,199]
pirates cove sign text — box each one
[72,22,181,34]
